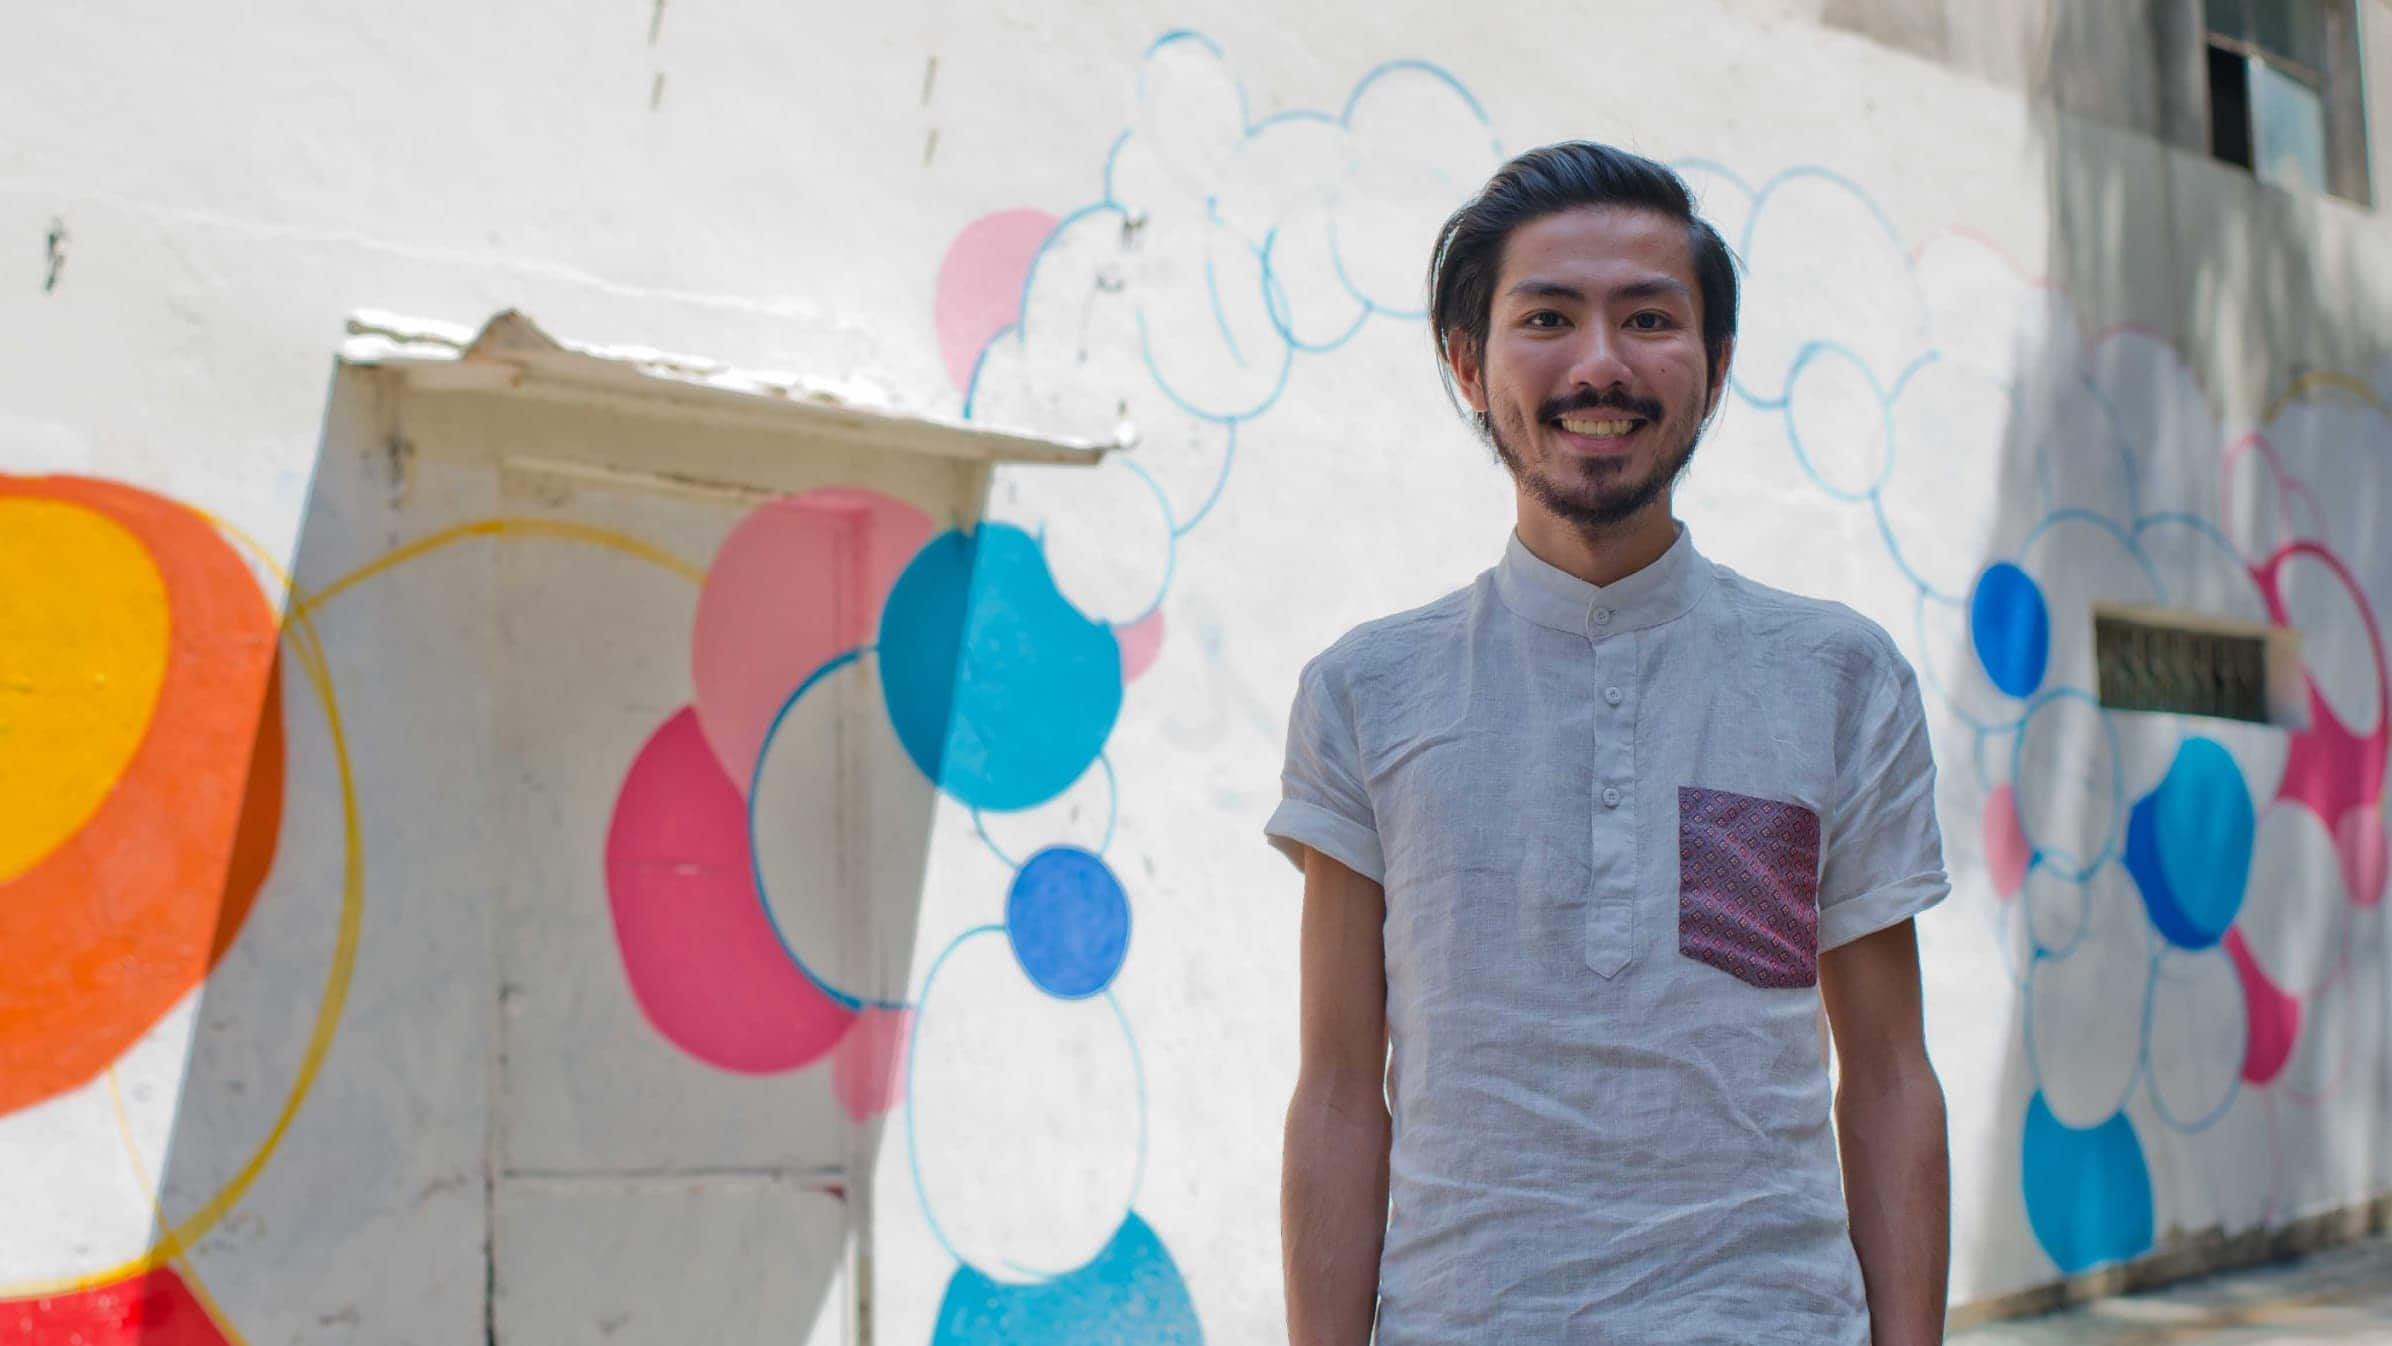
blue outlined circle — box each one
[746,648,898,1012]
[1971,562,2052,699]
[1782,341,1895,501]
[1007,847,1132,1000]
[2009,689,2124,882]
[905,926,1149,1283]
[878,524,1123,813]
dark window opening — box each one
[2208,43,2255,170]
[2093,605,2302,726]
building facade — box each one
[3,2,2388,1341]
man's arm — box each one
[1282,846,1390,1346]
[1820,918,1949,1346]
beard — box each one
[1483,393,1703,531]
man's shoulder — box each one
[1304,578,1483,687]
[1706,564,1909,684]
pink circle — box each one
[605,707,855,1073]
[691,490,933,790]
[1982,784,2031,901]
[2335,808,2388,908]
[833,1005,913,1121]
[935,209,1060,393]
[1115,608,1166,683]
[2223,928,2303,1086]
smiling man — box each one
[1269,142,1952,1344]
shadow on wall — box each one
[1960,0,2392,1306]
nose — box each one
[1564,325,1635,392]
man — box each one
[1268,141,1951,1344]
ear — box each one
[1703,335,1735,417]
[1444,328,1489,413]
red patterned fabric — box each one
[1678,786,1822,989]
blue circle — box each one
[1971,562,2050,698]
[1007,847,1131,1000]
[2020,1092,2154,1274]
[878,524,1124,812]
[931,1212,1200,1343]
[2127,738,2254,950]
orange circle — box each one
[0,476,284,1118]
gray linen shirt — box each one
[1267,525,1948,1344]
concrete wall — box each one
[2,3,2387,1342]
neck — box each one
[1514,493,1679,588]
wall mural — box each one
[4,27,2387,1346]
[0,476,302,1346]
[1671,158,2390,1274]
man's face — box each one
[1449,206,1728,532]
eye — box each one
[1626,310,1673,331]
[1523,310,1568,329]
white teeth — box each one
[1558,417,1637,437]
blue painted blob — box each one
[2127,738,2255,950]
[2021,1093,2154,1274]
[1008,847,1132,1000]
[1970,562,2051,698]
[878,525,1124,812]
[930,1212,1202,1345]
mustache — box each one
[1539,390,1663,423]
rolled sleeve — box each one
[1264,653,1384,884]
[1818,652,1950,951]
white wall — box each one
[2,3,2387,1342]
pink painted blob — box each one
[606,707,856,1073]
[2223,927,2303,1086]
[832,1005,913,1121]
[1115,608,1166,683]
[2334,807,2387,907]
[935,209,1060,393]
[691,490,933,791]
[1982,784,2031,901]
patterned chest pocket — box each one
[1677,786,1822,989]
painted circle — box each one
[2024,863,2149,1127]
[1006,848,1131,1000]
[605,706,856,1072]
[750,652,936,1008]
[1970,562,2050,699]
[0,476,284,1120]
[2020,1093,2154,1274]
[2125,738,2255,950]
[1783,342,1892,501]
[690,488,931,790]
[2011,692,2122,880]
[930,1213,1200,1345]
[2143,945,2246,1132]
[877,524,1124,812]
[907,928,1144,1284]
[0,498,170,881]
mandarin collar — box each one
[1494,523,1713,639]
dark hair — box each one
[1427,141,1739,412]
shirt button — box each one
[1604,686,1624,706]
[1602,786,1623,808]
[1593,608,1614,625]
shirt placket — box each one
[1583,605,1639,978]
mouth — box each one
[1548,414,1648,454]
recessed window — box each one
[2093,603,2306,727]
[2202,0,2365,200]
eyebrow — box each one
[1505,276,1692,304]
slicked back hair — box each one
[1427,141,1739,414]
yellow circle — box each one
[0,498,171,882]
